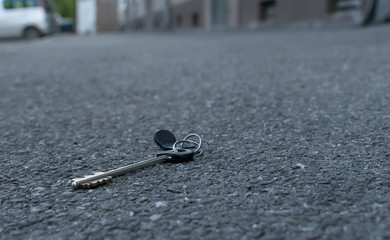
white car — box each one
[0,0,55,39]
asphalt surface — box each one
[1,26,390,239]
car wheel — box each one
[23,27,41,40]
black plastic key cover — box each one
[157,149,194,163]
[154,129,177,150]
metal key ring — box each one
[183,133,202,155]
[179,139,203,156]
[173,140,200,152]
[185,133,202,149]
[178,139,197,148]
[173,141,202,156]
[173,133,203,156]
[184,133,202,146]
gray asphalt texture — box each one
[1,26,390,239]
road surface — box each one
[1,26,390,239]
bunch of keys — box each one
[71,130,203,189]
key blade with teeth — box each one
[72,172,113,189]
[72,155,172,189]
[71,130,201,190]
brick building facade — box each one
[129,0,362,30]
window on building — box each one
[259,0,276,22]
[192,12,199,27]
[328,0,361,13]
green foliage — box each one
[52,0,76,19]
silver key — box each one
[71,149,194,189]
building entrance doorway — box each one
[211,0,227,27]
[259,0,276,22]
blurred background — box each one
[0,0,389,39]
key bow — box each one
[156,149,195,163]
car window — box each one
[26,0,38,7]
[3,0,12,8]
[3,0,38,9]
[13,0,23,8]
